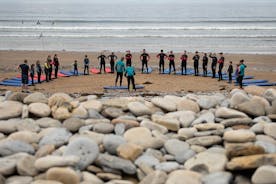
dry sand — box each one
[0,50,275,94]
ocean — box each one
[0,0,276,53]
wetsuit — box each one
[19,64,29,85]
[193,54,200,76]
[238,64,246,88]
[202,56,208,77]
[168,54,176,74]
[108,54,117,73]
[47,58,53,80]
[115,60,125,86]
[98,55,106,73]
[73,62,78,76]
[181,54,188,75]
[53,56,59,78]
[36,64,42,83]
[44,62,50,82]
[227,64,233,83]
[141,53,149,73]
[84,58,90,75]
[125,53,132,66]
[125,66,136,91]
[209,55,218,78]
[30,67,35,85]
[218,56,225,81]
[157,53,167,73]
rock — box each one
[196,96,219,109]
[184,147,228,173]
[176,99,200,113]
[225,143,265,159]
[141,120,168,134]
[0,119,19,134]
[164,139,191,163]
[223,129,256,143]
[0,157,16,175]
[127,101,151,116]
[221,117,252,127]
[226,153,276,170]
[63,117,85,132]
[103,134,126,155]
[193,123,224,131]
[114,123,126,135]
[22,105,28,118]
[244,86,266,96]
[31,180,63,184]
[251,165,276,184]
[135,154,160,168]
[255,140,276,153]
[230,92,250,108]
[35,145,55,158]
[102,107,124,119]
[46,167,79,184]
[96,173,122,181]
[166,170,202,184]
[93,123,114,134]
[215,107,248,119]
[178,127,197,140]
[264,123,276,139]
[202,171,233,184]
[87,109,105,119]
[263,88,276,103]
[7,92,28,102]
[151,97,176,112]
[124,127,163,149]
[71,105,88,119]
[96,154,136,174]
[82,171,104,184]
[102,97,131,110]
[250,122,266,134]
[111,118,139,129]
[82,100,103,112]
[154,162,179,173]
[17,155,37,176]
[186,135,222,147]
[192,111,215,125]
[8,131,39,144]
[5,176,33,184]
[237,100,266,117]
[36,118,61,128]
[39,128,72,147]
[165,111,196,128]
[153,116,180,131]
[23,92,48,104]
[28,103,51,117]
[16,118,40,132]
[0,175,4,184]
[63,137,99,170]
[78,131,104,145]
[139,170,168,184]
[48,93,73,107]
[117,143,143,161]
[0,101,23,120]
[0,140,34,156]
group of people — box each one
[18,50,247,93]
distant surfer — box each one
[37,20,41,25]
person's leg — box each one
[111,61,114,73]
[38,72,41,83]
[162,61,164,73]
[240,76,244,89]
[31,76,34,85]
[100,63,102,73]
[146,61,148,73]
[49,68,52,80]
[159,61,161,73]
[115,72,119,86]
[127,76,130,91]
[103,62,106,73]
[181,62,184,75]
[131,76,136,91]
[194,62,196,76]
[55,67,58,78]
[142,61,144,73]
[184,62,187,75]
[173,61,176,73]
[169,61,172,74]
[119,73,123,86]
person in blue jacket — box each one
[238,60,247,89]
[115,57,126,86]
[125,62,136,91]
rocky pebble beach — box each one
[0,86,276,184]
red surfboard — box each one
[91,68,100,74]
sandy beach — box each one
[0,50,276,94]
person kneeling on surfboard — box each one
[125,62,136,91]
[115,57,126,86]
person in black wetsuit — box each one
[53,54,59,78]
[47,55,53,80]
[140,49,150,73]
[125,50,132,66]
[193,51,200,76]
[227,61,233,83]
[209,53,218,78]
[36,60,42,83]
[30,64,35,86]
[156,49,167,74]
[18,59,29,92]
[98,53,107,74]
[168,51,176,74]
[202,53,208,77]
[83,55,90,75]
[108,52,117,73]
[180,50,188,75]
[218,52,225,81]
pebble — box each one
[166,170,202,184]
[127,101,152,116]
[263,123,276,139]
[93,123,114,134]
[23,92,48,104]
[46,167,79,184]
[151,97,177,112]
[28,103,51,117]
[103,134,126,155]
[223,129,256,143]
[0,101,23,120]
[215,107,248,119]
[63,117,85,132]
[176,99,200,113]
[186,135,222,147]
[39,128,72,147]
[237,100,266,117]
[139,170,168,184]
[16,155,38,176]
[82,100,103,112]
[251,165,276,184]
[0,140,34,156]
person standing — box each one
[125,62,136,91]
[30,64,35,86]
[47,55,53,80]
[18,60,29,93]
[125,50,132,66]
[209,53,218,78]
[98,53,107,74]
[83,55,90,75]
[193,51,200,76]
[168,51,176,74]
[238,60,247,89]
[235,63,240,83]
[156,49,167,74]
[108,52,117,73]
[140,49,150,73]
[202,53,208,77]
[73,60,78,76]
[44,60,50,82]
[218,52,225,81]
[53,54,59,78]
[180,50,188,75]
[227,61,233,83]
[115,57,126,86]
[36,60,42,83]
